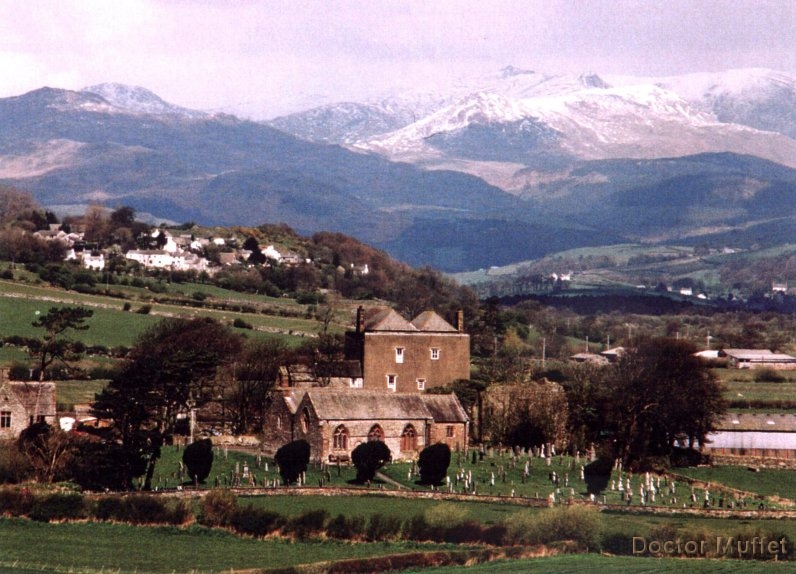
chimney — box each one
[356,306,365,333]
[456,309,464,333]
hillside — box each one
[1,70,796,273]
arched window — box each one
[333,425,349,450]
[400,424,417,452]
[368,424,384,442]
[301,408,310,434]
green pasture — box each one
[671,466,796,501]
[0,518,446,574]
[406,553,796,573]
[55,379,108,410]
[0,279,321,348]
[724,381,796,409]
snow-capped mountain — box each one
[268,67,796,182]
[354,80,796,182]
[268,102,413,144]
[82,83,208,118]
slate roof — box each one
[364,308,416,331]
[293,389,468,423]
[411,311,457,332]
[719,349,796,362]
[419,394,469,422]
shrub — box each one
[0,488,35,516]
[232,318,253,329]
[444,519,484,544]
[418,443,451,485]
[351,440,391,483]
[230,504,285,537]
[367,513,403,541]
[275,439,310,485]
[424,502,468,530]
[137,304,152,314]
[504,506,602,550]
[754,368,786,383]
[30,493,88,522]
[183,438,214,484]
[326,513,366,540]
[199,489,237,527]
[285,509,329,540]
[95,496,128,521]
[404,514,440,542]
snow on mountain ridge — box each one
[81,83,208,118]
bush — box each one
[367,513,403,541]
[275,439,310,485]
[183,438,214,484]
[504,506,602,550]
[424,503,469,530]
[418,443,451,485]
[0,488,35,516]
[285,509,329,540]
[137,304,152,314]
[351,440,391,483]
[232,318,253,329]
[30,493,88,522]
[199,489,237,527]
[230,504,285,537]
[326,514,366,540]
[754,368,786,383]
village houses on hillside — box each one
[34,227,304,275]
[262,306,470,463]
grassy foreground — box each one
[0,518,447,573]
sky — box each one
[1,0,794,119]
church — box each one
[262,306,470,462]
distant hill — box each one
[2,72,796,273]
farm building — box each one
[718,349,796,369]
[703,412,796,460]
[0,368,57,439]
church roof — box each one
[295,389,468,423]
[418,394,469,422]
[411,311,457,332]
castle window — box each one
[301,408,310,434]
[416,378,426,391]
[395,347,404,363]
[401,424,417,452]
[430,348,440,360]
[333,425,349,450]
[0,411,10,428]
[386,374,397,391]
[368,424,384,442]
[276,415,282,430]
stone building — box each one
[0,368,57,439]
[344,306,470,393]
[262,389,468,462]
[262,307,471,462]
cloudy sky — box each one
[1,0,794,119]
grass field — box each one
[405,553,795,573]
[671,466,796,500]
[0,277,327,350]
[0,518,449,573]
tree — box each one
[16,422,76,483]
[600,338,727,469]
[482,380,569,449]
[351,440,391,483]
[183,438,214,484]
[275,440,310,485]
[223,339,288,433]
[417,443,451,485]
[29,306,93,380]
[92,317,242,489]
